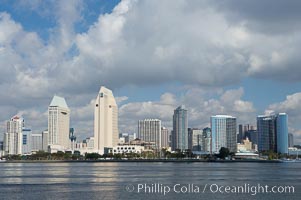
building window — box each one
[23,135,27,145]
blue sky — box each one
[1,0,301,144]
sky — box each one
[1,0,301,145]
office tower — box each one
[288,133,294,147]
[245,130,258,145]
[48,95,70,150]
[172,105,188,151]
[188,128,202,151]
[276,113,288,154]
[237,124,252,143]
[161,127,169,149]
[31,132,43,152]
[257,115,276,152]
[22,128,32,154]
[211,115,237,153]
[4,116,24,155]
[257,113,288,154]
[42,130,48,152]
[202,127,212,153]
[0,141,3,157]
[238,124,243,143]
[94,86,118,155]
[138,119,161,149]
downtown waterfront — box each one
[0,162,300,200]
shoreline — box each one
[1,159,285,163]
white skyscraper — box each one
[211,115,237,153]
[94,86,118,155]
[48,95,70,151]
[4,116,24,155]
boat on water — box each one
[281,159,296,163]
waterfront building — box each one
[31,132,43,152]
[83,137,94,149]
[245,130,258,146]
[288,133,294,147]
[48,95,70,151]
[94,86,118,155]
[130,138,156,151]
[74,137,95,155]
[211,115,237,153]
[0,141,4,157]
[119,133,129,143]
[188,128,202,151]
[202,127,212,153]
[257,115,276,152]
[138,119,161,150]
[128,133,137,142]
[237,137,254,152]
[276,113,288,154]
[257,113,288,154]
[4,116,24,155]
[161,127,169,149]
[288,147,301,157]
[42,130,48,152]
[110,145,145,155]
[22,128,32,154]
[172,105,188,151]
[237,124,253,143]
[119,137,126,144]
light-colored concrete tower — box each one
[211,115,237,153]
[138,119,161,150]
[4,116,24,155]
[48,95,70,151]
[94,86,118,155]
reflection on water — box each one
[0,162,300,200]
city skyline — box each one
[0,0,301,145]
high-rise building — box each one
[48,95,70,151]
[4,116,24,155]
[42,130,48,152]
[257,115,276,152]
[237,124,253,143]
[245,130,258,146]
[161,127,169,149]
[31,132,43,152]
[0,141,3,157]
[172,105,188,151]
[94,86,118,155]
[188,128,202,151]
[22,128,32,154]
[211,115,237,153]
[202,127,212,153]
[257,113,288,154]
[276,113,288,154]
[138,119,161,150]
[288,133,294,147]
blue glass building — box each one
[210,115,237,153]
[257,113,288,154]
[172,105,188,151]
[276,113,288,154]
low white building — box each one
[288,147,301,157]
[111,145,145,155]
[74,137,95,155]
